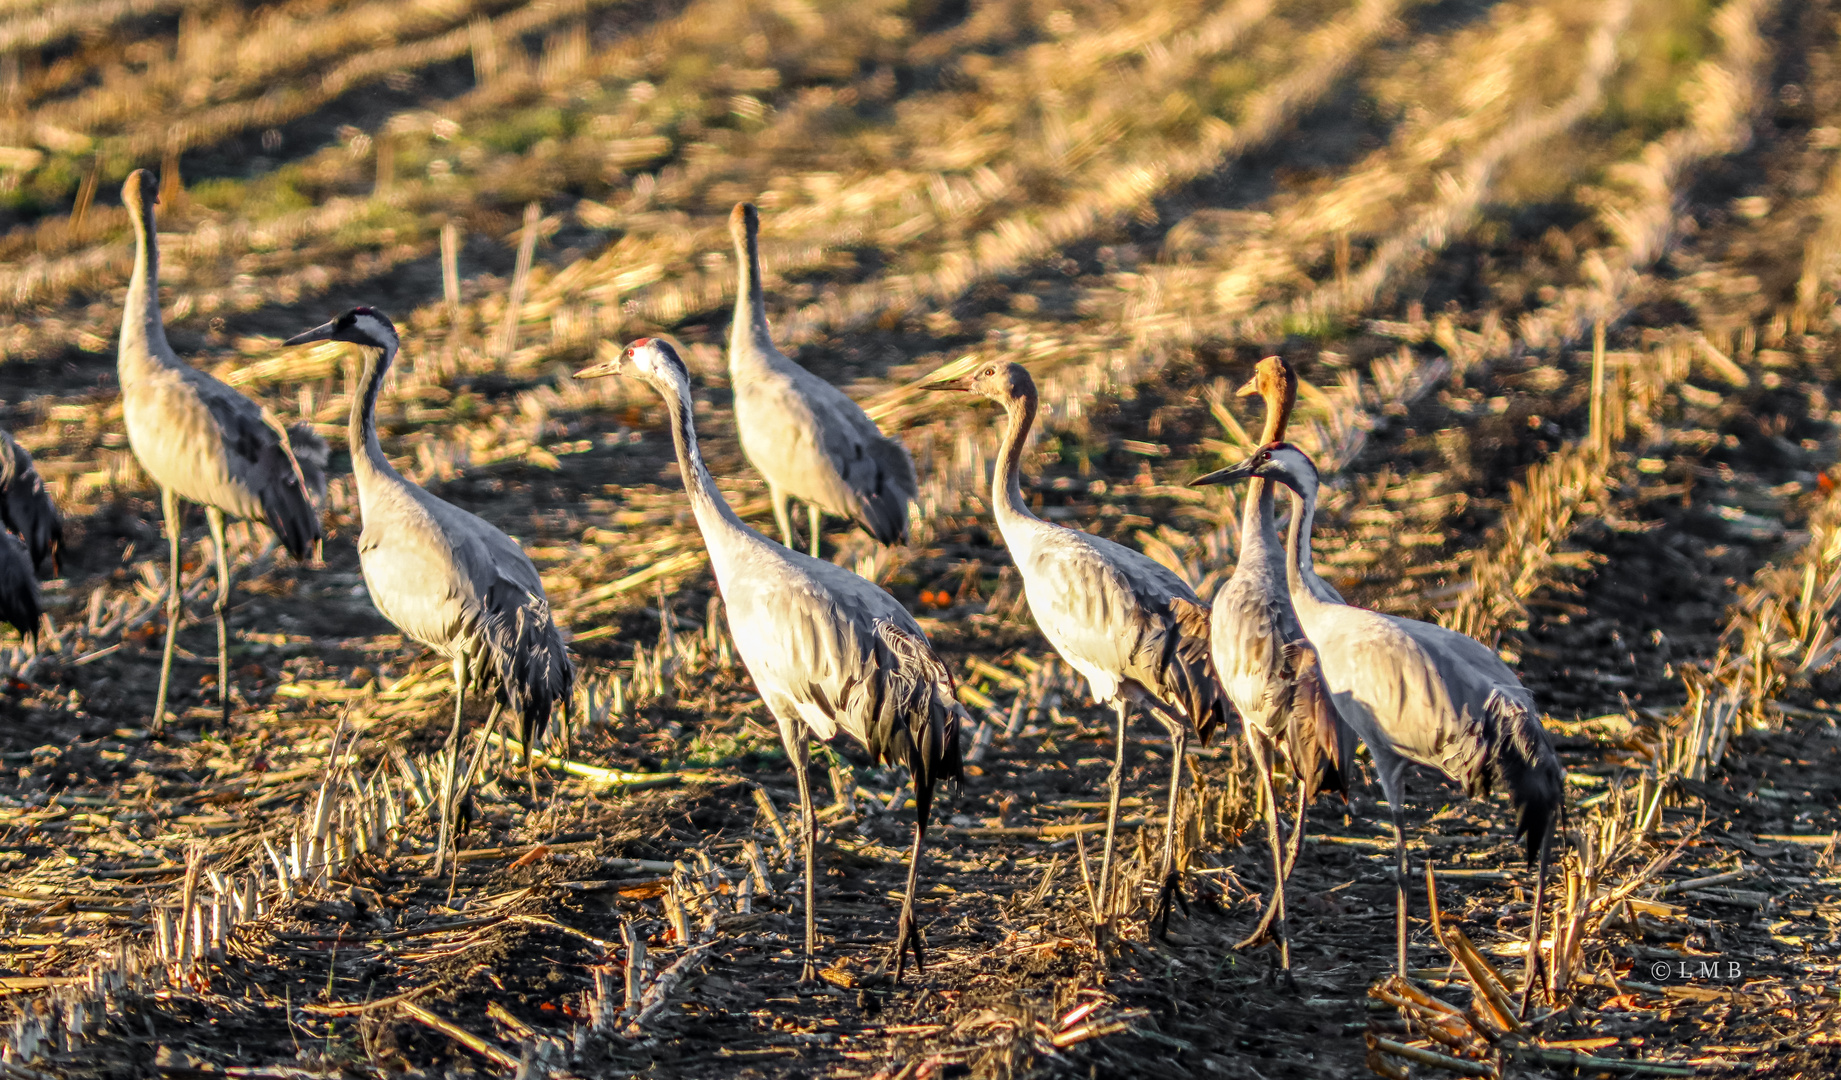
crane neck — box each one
[992,388,1041,531]
[658,371,751,543]
[1237,477,1285,578]
[119,191,174,378]
[727,223,777,379]
[1283,484,1338,610]
[349,342,401,488]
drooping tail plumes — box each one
[481,585,576,750]
[1283,642,1355,802]
[287,424,330,505]
[0,531,40,645]
[1160,595,1231,745]
[256,427,324,561]
[0,431,61,574]
[866,621,966,793]
[1480,688,1564,864]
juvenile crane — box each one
[117,170,327,726]
[729,204,918,555]
[1193,356,1352,968]
[924,359,1226,927]
[1201,439,1562,1013]
[285,308,574,876]
[576,337,962,981]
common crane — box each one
[728,204,917,555]
[117,170,326,726]
[1193,356,1353,968]
[924,359,1226,929]
[575,337,962,981]
[1199,439,1562,1013]
[284,307,573,876]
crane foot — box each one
[1151,873,1189,937]
[892,907,926,982]
[798,958,818,985]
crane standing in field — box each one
[117,170,327,727]
[575,337,962,981]
[1192,356,1353,968]
[1201,435,1563,1015]
[924,358,1226,928]
[284,307,574,876]
[728,203,918,555]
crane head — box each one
[573,337,687,385]
[920,357,1033,402]
[121,170,159,215]
[1238,355,1297,445]
[284,307,400,352]
[1189,441,1319,499]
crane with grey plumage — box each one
[117,170,328,727]
[284,306,574,877]
[1194,356,1353,970]
[1194,437,1562,1014]
[729,204,918,556]
[575,337,962,981]
[923,358,1226,930]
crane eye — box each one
[983,366,996,376]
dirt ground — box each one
[3,0,1841,1076]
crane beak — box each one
[283,320,339,347]
[1235,375,1260,397]
[573,340,626,380]
[920,375,971,392]
[1190,459,1258,487]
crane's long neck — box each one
[658,372,753,551]
[350,343,402,489]
[1238,478,1284,579]
[992,389,1042,533]
[1284,484,1339,610]
[728,225,777,379]
[119,196,175,379]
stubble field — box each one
[0,0,1840,1076]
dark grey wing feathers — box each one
[0,430,61,573]
[0,530,40,645]
[190,370,322,559]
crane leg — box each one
[807,503,822,559]
[1235,736,1291,970]
[153,487,183,731]
[446,700,502,902]
[1243,764,1311,948]
[434,653,467,880]
[893,777,934,982]
[1096,700,1131,929]
[1151,718,1189,935]
[1519,820,1556,1018]
[770,485,795,550]
[207,507,233,726]
[1390,801,1410,978]
[785,729,819,983]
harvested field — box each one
[1,0,1841,1076]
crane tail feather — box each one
[1483,688,1564,864]
[1283,642,1354,802]
[1162,595,1229,744]
[0,430,62,574]
[480,589,576,753]
[866,621,964,792]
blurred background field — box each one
[2,0,1841,1076]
